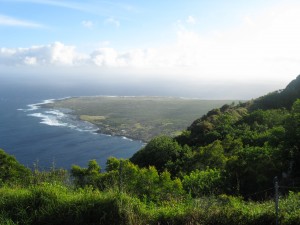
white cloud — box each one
[49,42,86,65]
[0,14,43,28]
[104,17,120,27]
[4,0,92,13]
[91,48,120,67]
[24,56,37,65]
[89,48,153,67]
[1,1,300,85]
[4,0,138,16]
[81,20,94,29]
[186,16,196,25]
[0,42,88,66]
[152,2,300,82]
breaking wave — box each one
[24,98,98,133]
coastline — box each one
[94,126,147,143]
[34,97,148,143]
[94,129,146,144]
[38,95,240,144]
[11,95,144,170]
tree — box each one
[285,99,300,177]
[224,145,279,198]
[72,157,186,202]
[71,159,101,187]
[182,168,222,197]
[106,157,120,172]
[130,136,183,172]
[0,149,31,184]
[198,140,227,169]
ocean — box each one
[0,82,144,170]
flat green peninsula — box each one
[45,96,240,142]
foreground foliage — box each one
[0,149,298,225]
[0,147,299,225]
[0,182,300,225]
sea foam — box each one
[122,136,133,141]
[28,113,68,127]
[26,98,98,133]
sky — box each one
[1,0,300,99]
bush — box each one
[182,168,222,197]
[0,183,299,224]
[0,149,31,185]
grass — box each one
[79,115,106,122]
[0,183,299,225]
[45,96,240,142]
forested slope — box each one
[131,75,300,198]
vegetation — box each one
[0,152,300,225]
[0,149,31,185]
[1,182,300,225]
[131,75,300,199]
[1,75,300,224]
[45,96,239,142]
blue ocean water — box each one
[0,83,144,170]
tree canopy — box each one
[130,75,300,198]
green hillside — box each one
[131,75,300,198]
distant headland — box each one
[43,96,240,142]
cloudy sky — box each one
[1,0,300,98]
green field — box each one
[45,96,240,142]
